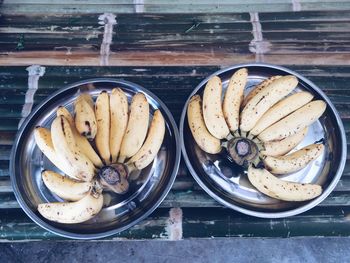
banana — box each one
[261,127,308,157]
[95,91,111,164]
[74,94,97,140]
[80,93,94,108]
[109,88,129,163]
[241,75,282,108]
[34,127,75,178]
[57,106,103,167]
[240,75,298,132]
[247,166,322,201]
[250,92,314,136]
[187,95,221,154]
[38,188,103,224]
[118,93,149,163]
[51,116,95,182]
[128,109,165,170]
[42,170,91,201]
[202,76,230,139]
[263,143,324,174]
[223,68,248,132]
[258,100,327,142]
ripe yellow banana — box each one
[202,76,230,139]
[109,88,128,163]
[118,93,149,163]
[95,91,111,164]
[250,91,313,136]
[42,170,92,201]
[187,95,221,154]
[38,188,103,224]
[263,143,324,174]
[261,127,308,157]
[241,75,282,108]
[74,94,97,140]
[258,100,327,142]
[57,106,103,167]
[128,109,165,170]
[223,68,248,132]
[80,93,94,108]
[247,166,322,201]
[240,75,298,132]
[51,116,95,182]
[34,127,76,179]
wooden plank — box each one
[181,207,350,238]
[1,65,350,79]
[0,132,15,145]
[264,32,350,42]
[0,119,20,131]
[0,206,350,241]
[0,13,251,27]
[259,11,350,22]
[0,146,12,161]
[0,23,254,35]
[2,2,350,15]
[3,51,350,66]
[261,21,350,32]
[1,0,293,3]
[3,0,350,4]
[4,42,350,56]
[0,162,9,177]
[0,0,304,4]
[1,11,349,26]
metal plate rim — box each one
[180,62,347,218]
[10,78,181,239]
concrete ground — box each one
[0,237,347,263]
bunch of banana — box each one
[187,68,327,202]
[34,89,166,224]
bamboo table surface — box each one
[1,1,350,241]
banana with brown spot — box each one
[95,91,111,164]
[261,127,308,157]
[109,88,129,163]
[42,170,92,201]
[74,94,97,140]
[251,91,314,136]
[223,68,248,132]
[128,109,165,171]
[241,75,282,108]
[258,100,326,142]
[38,188,103,224]
[57,106,103,167]
[247,166,322,202]
[118,93,149,163]
[187,95,221,154]
[240,75,298,132]
[202,76,230,139]
[34,127,77,179]
[51,116,95,182]
[263,143,324,174]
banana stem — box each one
[98,164,129,194]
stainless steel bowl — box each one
[11,78,181,239]
[180,63,347,218]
